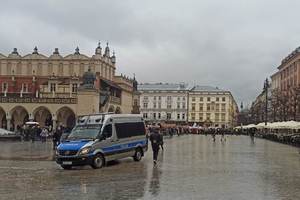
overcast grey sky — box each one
[1,0,300,107]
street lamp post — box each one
[263,78,269,126]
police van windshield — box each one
[67,124,102,140]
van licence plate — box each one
[62,161,72,165]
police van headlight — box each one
[79,147,91,155]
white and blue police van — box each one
[55,113,148,169]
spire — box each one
[111,51,116,64]
[33,46,38,54]
[95,41,102,55]
[74,46,80,55]
[104,42,110,57]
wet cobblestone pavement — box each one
[0,135,300,200]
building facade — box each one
[138,83,188,123]
[138,83,238,128]
[0,44,135,130]
[270,46,300,121]
[188,86,238,128]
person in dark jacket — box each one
[149,128,162,165]
[53,126,62,150]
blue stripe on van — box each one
[102,139,147,154]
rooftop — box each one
[138,83,227,92]
[190,85,225,92]
[138,83,188,91]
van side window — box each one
[103,124,112,138]
[115,122,145,139]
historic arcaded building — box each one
[0,43,136,130]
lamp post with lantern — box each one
[263,78,270,126]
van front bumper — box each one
[56,154,94,166]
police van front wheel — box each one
[91,154,105,169]
[133,148,143,161]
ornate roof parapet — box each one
[33,46,38,54]
[12,48,19,55]
[95,42,102,55]
[280,46,300,66]
[104,42,110,57]
[111,51,116,64]
[74,47,80,55]
[8,48,21,58]
[53,48,60,55]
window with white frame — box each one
[2,82,8,92]
[167,113,172,120]
[167,103,172,109]
[143,103,148,108]
[50,83,56,92]
[22,83,28,93]
[72,83,78,93]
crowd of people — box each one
[146,124,239,165]
[15,124,71,149]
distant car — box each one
[0,128,21,141]
[0,128,14,135]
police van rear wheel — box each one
[61,165,72,170]
[133,148,143,161]
[91,154,105,169]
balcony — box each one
[0,96,77,104]
[40,92,76,98]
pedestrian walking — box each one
[159,130,164,151]
[53,126,62,150]
[149,128,162,165]
[40,128,49,143]
[31,126,37,143]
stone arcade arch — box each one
[0,107,6,129]
[10,106,29,131]
[33,106,52,127]
[56,106,76,130]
